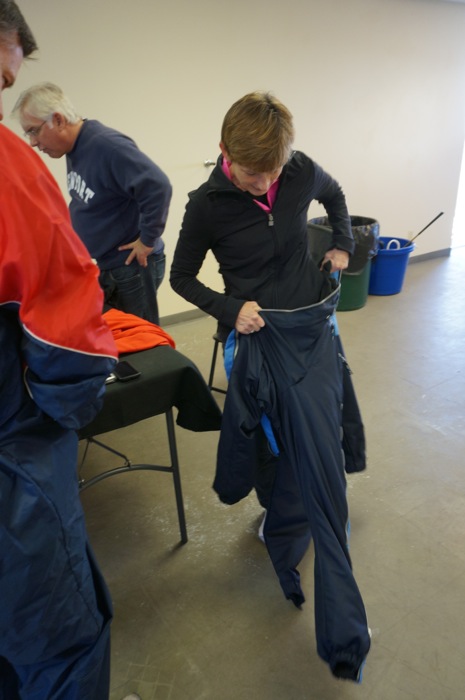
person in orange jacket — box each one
[0,3,138,699]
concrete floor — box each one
[79,247,465,700]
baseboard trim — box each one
[410,248,451,263]
[161,309,208,327]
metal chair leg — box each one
[207,332,227,395]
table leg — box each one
[165,409,188,544]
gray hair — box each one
[12,82,81,123]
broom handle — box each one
[405,212,444,246]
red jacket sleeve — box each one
[0,125,118,429]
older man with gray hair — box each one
[13,81,172,325]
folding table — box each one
[78,345,222,544]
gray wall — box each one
[9,0,465,316]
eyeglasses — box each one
[23,120,48,140]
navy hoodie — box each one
[66,119,172,269]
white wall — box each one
[8,0,465,317]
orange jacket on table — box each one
[103,308,175,355]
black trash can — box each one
[308,216,380,310]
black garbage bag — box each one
[308,216,379,274]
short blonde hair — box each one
[221,91,294,172]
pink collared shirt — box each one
[221,158,279,213]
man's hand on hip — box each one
[119,238,154,267]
